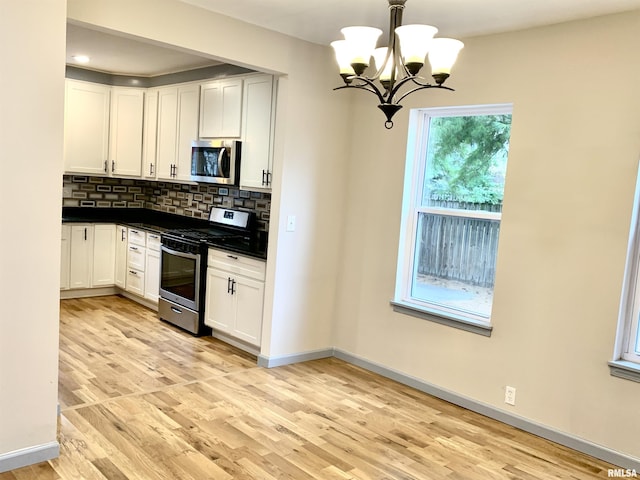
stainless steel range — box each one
[159,207,254,335]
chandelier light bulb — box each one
[395,24,438,74]
[331,40,356,76]
[373,47,394,84]
[340,26,382,73]
[429,38,464,76]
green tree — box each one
[425,114,512,204]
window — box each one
[611,165,640,381]
[393,104,513,334]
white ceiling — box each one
[66,23,221,76]
[67,0,640,76]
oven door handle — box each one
[161,245,200,260]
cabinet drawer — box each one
[128,228,146,246]
[146,232,161,251]
[126,269,145,296]
[208,248,265,281]
[128,245,146,271]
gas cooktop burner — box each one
[165,228,243,242]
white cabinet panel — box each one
[176,84,200,181]
[110,88,144,177]
[92,224,116,287]
[127,245,145,271]
[144,235,160,303]
[60,225,70,290]
[69,225,94,289]
[64,80,110,175]
[142,89,159,179]
[115,225,127,289]
[240,75,275,190]
[204,248,265,348]
[126,269,145,297]
[156,84,199,181]
[199,79,242,138]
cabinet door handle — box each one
[104,160,108,173]
[121,229,126,241]
[84,227,87,241]
[227,277,232,294]
[267,170,272,186]
[231,279,236,295]
[150,163,154,176]
[129,270,137,275]
[262,169,267,186]
[112,160,115,172]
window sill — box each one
[608,359,640,383]
[390,300,493,337]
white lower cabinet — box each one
[144,233,161,303]
[115,225,128,289]
[60,225,70,290]
[69,224,94,289]
[92,224,116,287]
[126,227,146,297]
[62,223,161,307]
[205,249,265,347]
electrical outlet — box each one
[286,215,296,232]
[505,386,516,406]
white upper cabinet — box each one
[64,79,144,178]
[64,79,111,175]
[176,84,200,181]
[109,88,144,177]
[240,75,276,191]
[156,84,199,182]
[199,78,243,138]
[156,87,178,180]
[63,74,277,186]
[142,89,159,179]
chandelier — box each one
[331,0,464,129]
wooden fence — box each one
[416,201,501,288]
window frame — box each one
[393,103,513,334]
[611,163,640,380]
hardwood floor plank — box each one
[2,296,620,479]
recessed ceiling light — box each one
[72,55,90,63]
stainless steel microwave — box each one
[190,140,241,185]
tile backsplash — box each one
[63,176,271,231]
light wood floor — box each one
[1,295,617,479]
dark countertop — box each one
[62,207,268,260]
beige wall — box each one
[333,10,640,459]
[0,0,65,462]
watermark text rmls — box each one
[608,469,637,478]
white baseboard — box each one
[257,348,334,368]
[258,346,640,471]
[0,442,59,473]
[60,286,117,299]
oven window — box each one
[161,250,197,302]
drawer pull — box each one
[227,255,238,260]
